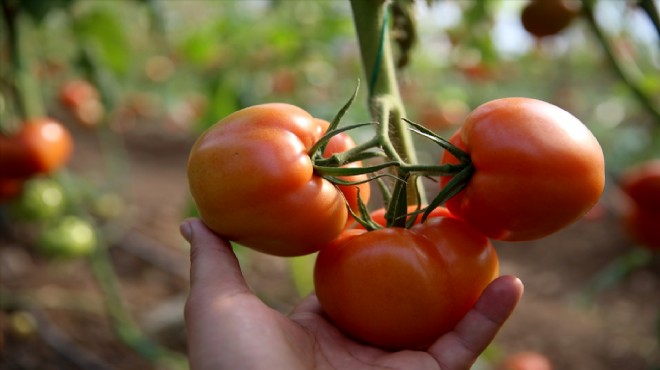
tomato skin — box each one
[0,118,74,179]
[314,216,498,350]
[441,98,605,241]
[187,103,348,257]
[317,119,371,223]
[619,160,660,212]
[357,205,453,229]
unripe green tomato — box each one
[11,177,65,221]
[37,216,97,258]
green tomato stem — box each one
[349,0,425,206]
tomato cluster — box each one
[187,96,605,350]
[618,160,660,250]
[1,117,99,258]
[0,117,74,204]
[58,79,105,127]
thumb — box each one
[180,218,250,300]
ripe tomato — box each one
[622,206,660,250]
[0,178,24,203]
[314,216,499,350]
[187,104,349,257]
[521,0,578,38]
[499,351,553,370]
[441,98,605,241]
[619,160,660,212]
[0,118,74,179]
[59,80,104,127]
[357,205,453,229]
[59,80,99,109]
[618,160,660,250]
[318,118,371,223]
[37,215,97,258]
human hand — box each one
[180,218,523,370]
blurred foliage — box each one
[3,0,657,171]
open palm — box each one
[181,218,523,370]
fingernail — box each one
[180,221,193,242]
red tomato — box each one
[499,351,553,370]
[622,205,660,250]
[441,98,604,241]
[619,160,660,212]
[0,178,24,203]
[187,104,348,257]
[317,118,371,223]
[59,80,99,109]
[0,118,74,179]
[357,205,453,228]
[521,0,578,38]
[314,216,499,350]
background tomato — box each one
[59,80,105,127]
[10,177,65,221]
[187,103,348,257]
[441,98,605,241]
[622,206,660,250]
[59,79,99,109]
[37,216,97,258]
[314,216,498,350]
[521,0,578,38]
[0,178,24,203]
[0,118,74,178]
[617,160,660,250]
[619,160,660,212]
[498,351,553,370]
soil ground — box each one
[1,124,659,370]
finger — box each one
[428,275,524,370]
[181,218,250,300]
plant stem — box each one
[1,1,44,122]
[349,0,425,204]
[89,240,189,370]
[582,0,660,124]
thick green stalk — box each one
[349,0,425,205]
[1,1,44,122]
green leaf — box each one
[179,31,220,68]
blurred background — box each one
[1,1,659,369]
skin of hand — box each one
[180,218,524,370]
